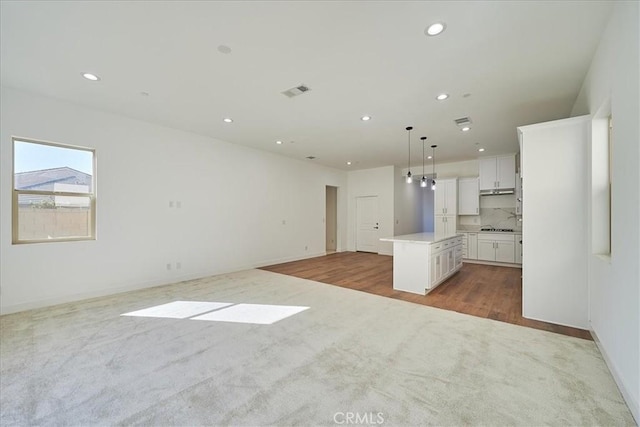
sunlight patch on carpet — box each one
[192,303,310,325]
[121,301,233,319]
[122,301,309,324]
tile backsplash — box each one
[458,194,522,231]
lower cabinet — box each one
[477,233,515,263]
[429,235,463,289]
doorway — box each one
[356,196,379,253]
[325,186,338,253]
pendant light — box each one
[420,137,428,188]
[430,144,438,190]
[405,126,413,183]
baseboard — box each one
[463,259,522,269]
[521,312,589,331]
[590,328,639,423]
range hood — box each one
[480,189,515,196]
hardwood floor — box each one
[260,252,592,340]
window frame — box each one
[12,137,97,244]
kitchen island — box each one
[380,233,463,295]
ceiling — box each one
[0,1,612,171]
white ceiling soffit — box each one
[0,1,613,171]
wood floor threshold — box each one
[260,252,592,340]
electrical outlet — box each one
[176,262,181,269]
[305,245,308,251]
[169,201,174,208]
[166,263,172,270]
[282,220,286,225]
[176,201,182,209]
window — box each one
[591,105,611,256]
[12,138,96,244]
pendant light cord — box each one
[406,126,412,173]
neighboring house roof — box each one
[15,167,92,191]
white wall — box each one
[518,116,590,330]
[393,166,424,237]
[0,87,348,314]
[422,186,435,232]
[347,166,395,255]
[571,2,639,421]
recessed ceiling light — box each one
[346,161,352,165]
[436,93,449,101]
[82,72,100,81]
[425,22,446,36]
[223,118,233,123]
[478,148,485,152]
[461,126,471,132]
[427,156,433,159]
[361,115,371,121]
[276,140,283,145]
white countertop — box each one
[380,232,461,244]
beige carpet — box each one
[0,269,635,426]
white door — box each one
[479,158,497,190]
[325,186,338,252]
[495,241,515,263]
[468,233,478,259]
[356,196,379,253]
[434,184,447,215]
[444,179,457,215]
[477,240,495,261]
[434,216,446,240]
[458,178,479,215]
[496,155,516,189]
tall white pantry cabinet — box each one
[434,178,457,239]
[518,115,589,329]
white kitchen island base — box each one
[381,233,463,295]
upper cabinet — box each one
[434,178,457,216]
[458,177,479,215]
[479,154,516,192]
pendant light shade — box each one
[430,144,438,190]
[420,136,428,188]
[405,126,413,183]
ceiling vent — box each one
[282,85,311,98]
[454,117,472,127]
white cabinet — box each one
[479,155,516,191]
[515,172,522,215]
[458,177,479,215]
[459,231,478,260]
[435,215,456,240]
[429,235,463,289]
[477,233,515,263]
[386,234,463,296]
[467,232,478,260]
[434,178,457,216]
[435,178,457,240]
